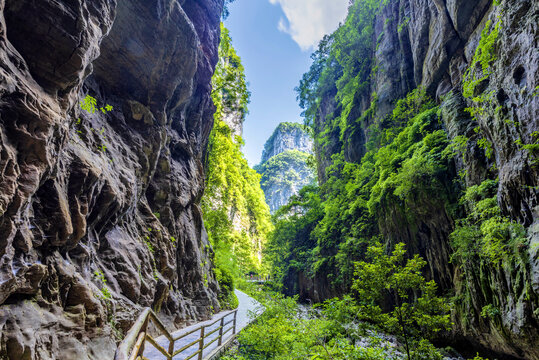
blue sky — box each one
[224,0,348,165]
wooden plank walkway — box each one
[142,290,261,360]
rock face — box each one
[308,0,538,358]
[261,123,314,163]
[0,0,223,358]
[256,123,315,213]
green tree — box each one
[352,243,451,360]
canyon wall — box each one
[256,123,315,213]
[305,0,537,357]
[0,0,223,358]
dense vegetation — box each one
[223,245,456,360]
[267,89,455,296]
[225,0,531,358]
[256,150,314,195]
[211,0,533,358]
[203,24,272,308]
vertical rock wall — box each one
[0,0,224,358]
[311,0,538,357]
[257,123,315,213]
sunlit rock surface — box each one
[256,123,315,213]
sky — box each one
[224,0,348,165]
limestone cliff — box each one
[202,24,272,289]
[302,0,537,357]
[256,123,315,213]
[0,0,223,358]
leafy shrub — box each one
[215,265,239,309]
[450,179,527,264]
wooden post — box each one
[168,337,174,360]
[139,316,149,356]
[198,326,205,360]
[218,317,224,346]
[232,311,237,334]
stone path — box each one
[144,290,262,360]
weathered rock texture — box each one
[309,0,538,358]
[261,122,314,163]
[256,123,315,213]
[0,0,224,358]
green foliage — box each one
[480,304,500,319]
[450,179,527,265]
[265,185,324,287]
[143,242,159,281]
[331,0,383,131]
[80,95,98,114]
[203,119,273,274]
[80,94,113,115]
[237,295,305,359]
[515,131,539,162]
[295,35,334,128]
[215,265,239,309]
[225,289,448,360]
[461,18,501,121]
[462,19,501,100]
[204,24,272,306]
[296,0,382,133]
[367,106,451,216]
[212,23,250,120]
[143,235,155,254]
[375,88,435,146]
[469,354,490,360]
[94,270,112,300]
[269,87,456,296]
[477,137,494,159]
[352,243,450,360]
[443,135,469,158]
[256,149,315,193]
[397,17,410,33]
[266,82,458,358]
[319,95,450,289]
[227,292,386,360]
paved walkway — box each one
[144,290,262,360]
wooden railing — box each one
[114,308,238,360]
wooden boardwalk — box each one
[116,290,261,360]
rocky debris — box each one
[256,123,315,213]
[0,0,224,358]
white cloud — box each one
[269,0,349,51]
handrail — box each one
[115,307,238,360]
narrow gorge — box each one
[0,0,537,359]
